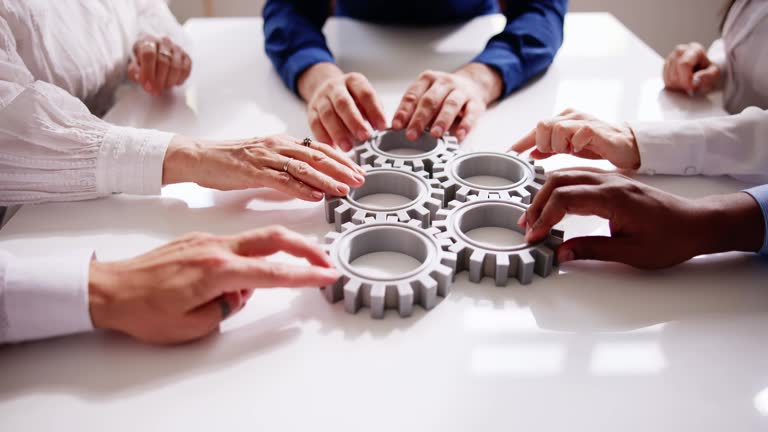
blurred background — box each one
[168,0,725,56]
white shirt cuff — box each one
[631,120,707,176]
[97,126,173,196]
[3,250,94,343]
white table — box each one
[2,14,767,431]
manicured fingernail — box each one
[431,126,444,136]
[558,249,575,263]
[311,191,324,200]
[353,173,365,184]
[337,184,350,195]
[392,119,403,129]
[406,129,418,141]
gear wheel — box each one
[433,151,546,204]
[354,129,459,175]
[324,164,444,231]
[322,217,457,318]
[433,196,564,286]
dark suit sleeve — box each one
[263,0,335,94]
[472,0,567,98]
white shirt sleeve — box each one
[0,15,173,206]
[0,249,94,343]
[708,38,727,81]
[631,106,768,184]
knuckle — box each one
[293,161,311,176]
[334,96,353,111]
[420,70,437,81]
[421,97,438,110]
[310,150,327,164]
[443,97,461,109]
[345,72,366,84]
[275,171,292,185]
[402,92,419,104]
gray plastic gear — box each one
[433,196,564,286]
[354,129,459,175]
[433,151,546,204]
[324,164,444,231]
[322,217,457,318]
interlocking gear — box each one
[354,129,459,175]
[322,217,457,318]
[324,164,444,231]
[433,151,546,204]
[433,196,564,286]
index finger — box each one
[523,171,605,228]
[227,259,341,289]
[137,41,158,92]
[231,226,332,267]
[526,185,615,243]
[509,128,536,153]
[347,74,387,131]
[392,75,432,130]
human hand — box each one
[162,134,367,201]
[297,63,387,151]
[509,109,641,169]
[520,170,764,269]
[663,42,721,96]
[88,226,340,344]
[128,35,192,96]
[392,63,502,142]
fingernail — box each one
[406,129,418,141]
[353,173,365,184]
[392,119,403,130]
[337,184,350,195]
[431,126,444,137]
[311,191,324,200]
[356,130,369,141]
[517,212,527,227]
[324,268,342,279]
[558,249,575,264]
[339,138,351,150]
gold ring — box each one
[302,137,312,147]
[159,49,173,59]
[140,40,156,51]
[283,158,293,173]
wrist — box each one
[625,124,641,169]
[162,135,204,185]
[693,192,765,255]
[456,63,503,104]
[297,62,343,102]
[88,261,119,331]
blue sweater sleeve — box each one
[263,0,335,95]
[472,0,567,98]
[744,185,768,255]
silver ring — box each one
[282,157,294,173]
[140,40,156,51]
[302,137,313,147]
[158,49,173,59]
[217,297,231,320]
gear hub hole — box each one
[348,171,424,209]
[454,154,528,188]
[342,226,431,280]
[376,129,439,156]
[457,203,527,249]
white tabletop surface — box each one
[2,13,768,431]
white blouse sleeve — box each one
[631,107,768,184]
[0,16,174,206]
[1,249,94,343]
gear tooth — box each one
[517,251,535,284]
[533,246,555,277]
[412,206,430,227]
[324,196,342,223]
[352,210,368,225]
[398,210,411,223]
[433,221,449,234]
[507,150,521,157]
[342,279,363,312]
[509,196,523,204]
[364,217,377,224]
[381,163,393,169]
[333,204,351,231]
[435,208,451,221]
[374,157,388,167]
[437,235,453,249]
[466,194,480,202]
[359,150,376,165]
[361,164,375,171]
[516,188,532,204]
[432,264,454,296]
[468,249,486,283]
[406,218,421,228]
[441,251,458,275]
[416,276,439,310]
[369,284,386,319]
[430,189,445,205]
[340,221,357,233]
[495,254,510,287]
[396,284,414,317]
[498,191,511,200]
[457,186,472,202]
[478,190,490,200]
[447,199,463,210]
[324,231,341,244]
[425,226,440,236]
[416,170,431,179]
[392,159,405,169]
[425,198,442,218]
[550,227,565,240]
[374,213,387,222]
[412,159,425,173]
[322,275,345,303]
[535,165,546,175]
[535,173,547,184]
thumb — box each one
[557,236,633,265]
[692,65,720,94]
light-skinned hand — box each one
[663,42,721,96]
[129,35,192,96]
